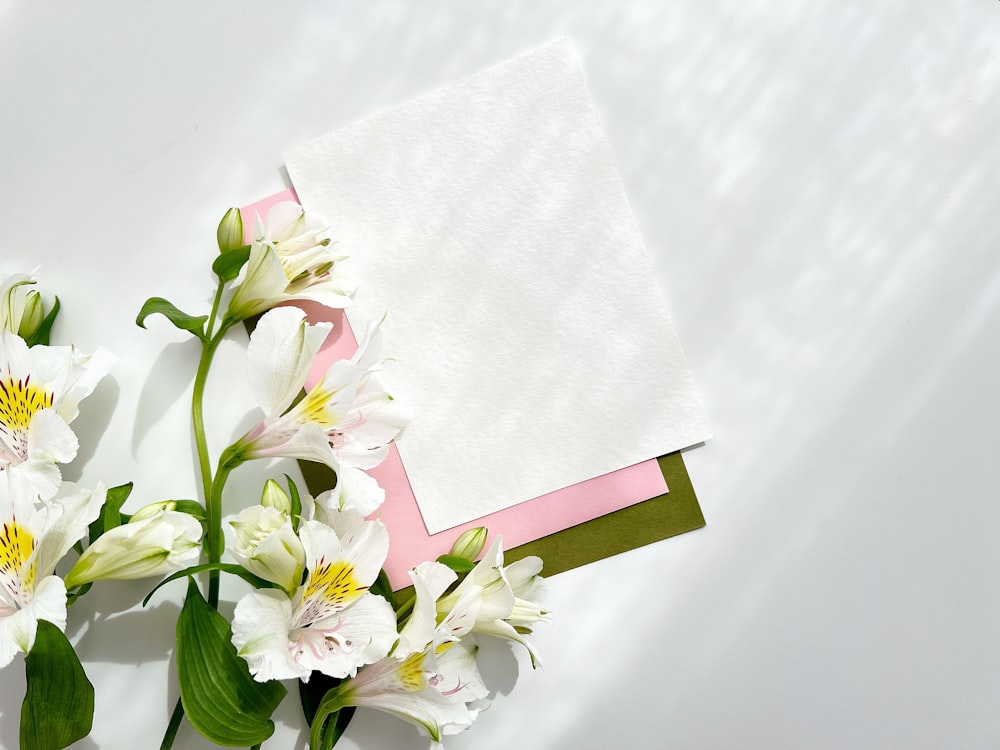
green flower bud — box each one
[129,500,178,523]
[216,207,245,253]
[15,289,43,340]
[260,478,292,514]
[64,509,201,588]
[449,526,488,561]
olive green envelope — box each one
[501,452,705,573]
[302,451,704,590]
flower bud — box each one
[129,500,177,523]
[15,289,43,340]
[260,478,292,514]
[1,273,46,340]
[449,526,488,561]
[217,207,245,253]
[229,505,304,595]
[64,510,201,588]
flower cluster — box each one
[141,201,548,749]
[0,272,207,750]
[0,273,115,664]
[228,475,548,745]
[3,199,548,750]
[322,533,548,745]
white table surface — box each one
[2,2,999,748]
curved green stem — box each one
[192,332,224,506]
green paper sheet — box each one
[500,452,704,574]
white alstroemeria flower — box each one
[232,307,407,501]
[0,329,115,500]
[0,272,43,341]
[397,561,457,655]
[229,504,304,596]
[231,517,396,682]
[435,537,547,667]
[225,201,354,321]
[63,505,201,588]
[312,561,487,745]
[0,479,105,668]
[328,639,488,745]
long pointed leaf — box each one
[176,579,286,746]
[136,297,208,340]
[21,620,94,750]
[87,481,134,544]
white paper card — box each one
[285,39,711,533]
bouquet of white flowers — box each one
[0,201,547,750]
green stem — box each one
[159,697,185,750]
[192,332,225,508]
[205,280,226,340]
[206,461,234,608]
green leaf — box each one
[24,295,60,347]
[88,481,133,544]
[135,297,208,340]
[143,562,280,607]
[212,246,252,283]
[21,620,94,750]
[284,474,302,532]
[176,579,286,746]
[170,500,207,521]
[369,568,396,610]
[435,554,476,574]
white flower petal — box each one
[295,592,397,679]
[0,575,66,666]
[247,307,331,420]
[232,589,309,682]
[4,458,62,502]
[315,464,386,517]
[52,346,116,424]
[32,483,105,583]
[301,515,388,591]
[27,408,78,464]
[398,562,457,654]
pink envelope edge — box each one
[245,190,668,589]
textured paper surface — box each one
[294,300,670,590]
[244,191,673,588]
[285,39,711,532]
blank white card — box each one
[285,40,711,533]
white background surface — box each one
[2,2,999,748]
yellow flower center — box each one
[397,651,428,692]
[0,519,36,596]
[294,559,367,628]
[297,384,338,428]
[0,376,53,431]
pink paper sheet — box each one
[244,190,668,588]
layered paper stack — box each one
[269,39,711,588]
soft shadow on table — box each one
[130,339,200,458]
[60,376,119,485]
